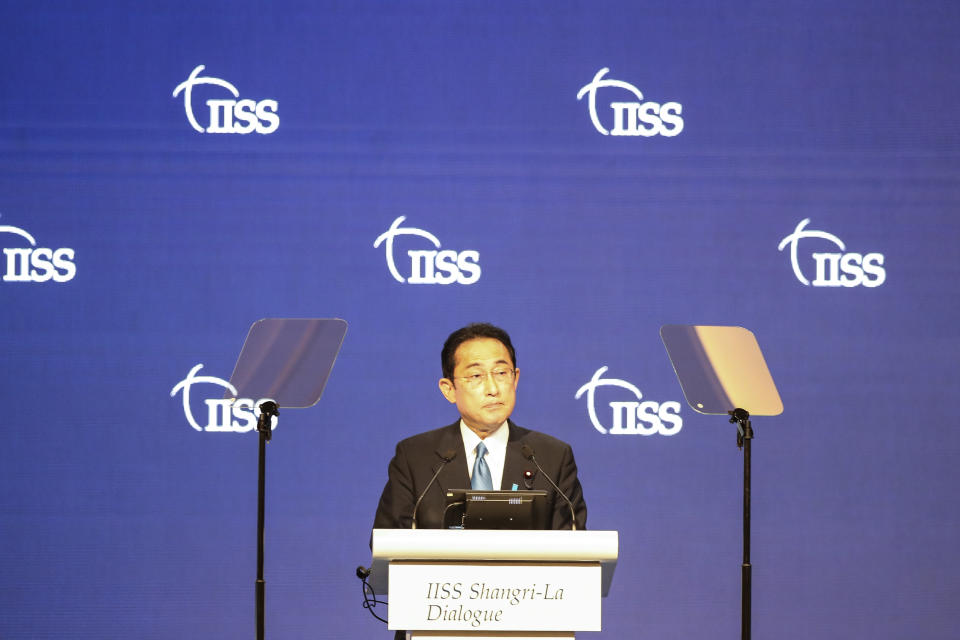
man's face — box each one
[438,337,519,438]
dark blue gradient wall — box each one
[1,1,958,638]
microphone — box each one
[411,448,458,529]
[520,444,578,531]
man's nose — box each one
[482,372,500,394]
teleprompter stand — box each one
[226,318,348,640]
[660,325,783,640]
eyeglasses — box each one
[454,368,516,389]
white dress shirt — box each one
[460,420,509,490]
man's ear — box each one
[438,378,457,404]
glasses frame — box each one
[452,367,517,390]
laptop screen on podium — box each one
[443,490,548,530]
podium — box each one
[370,529,618,639]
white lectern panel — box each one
[388,562,600,632]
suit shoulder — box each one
[511,423,573,452]
[395,422,460,450]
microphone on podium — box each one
[411,448,458,529]
[520,444,578,531]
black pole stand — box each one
[729,407,753,640]
[256,401,279,640]
[661,326,780,640]
[225,318,347,640]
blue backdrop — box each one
[1,1,958,638]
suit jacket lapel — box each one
[503,421,533,491]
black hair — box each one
[441,323,516,380]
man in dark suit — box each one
[373,323,587,531]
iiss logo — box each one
[576,68,683,137]
[575,367,683,436]
[373,216,481,285]
[0,223,76,283]
[778,219,886,288]
[170,364,278,433]
[172,65,279,134]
